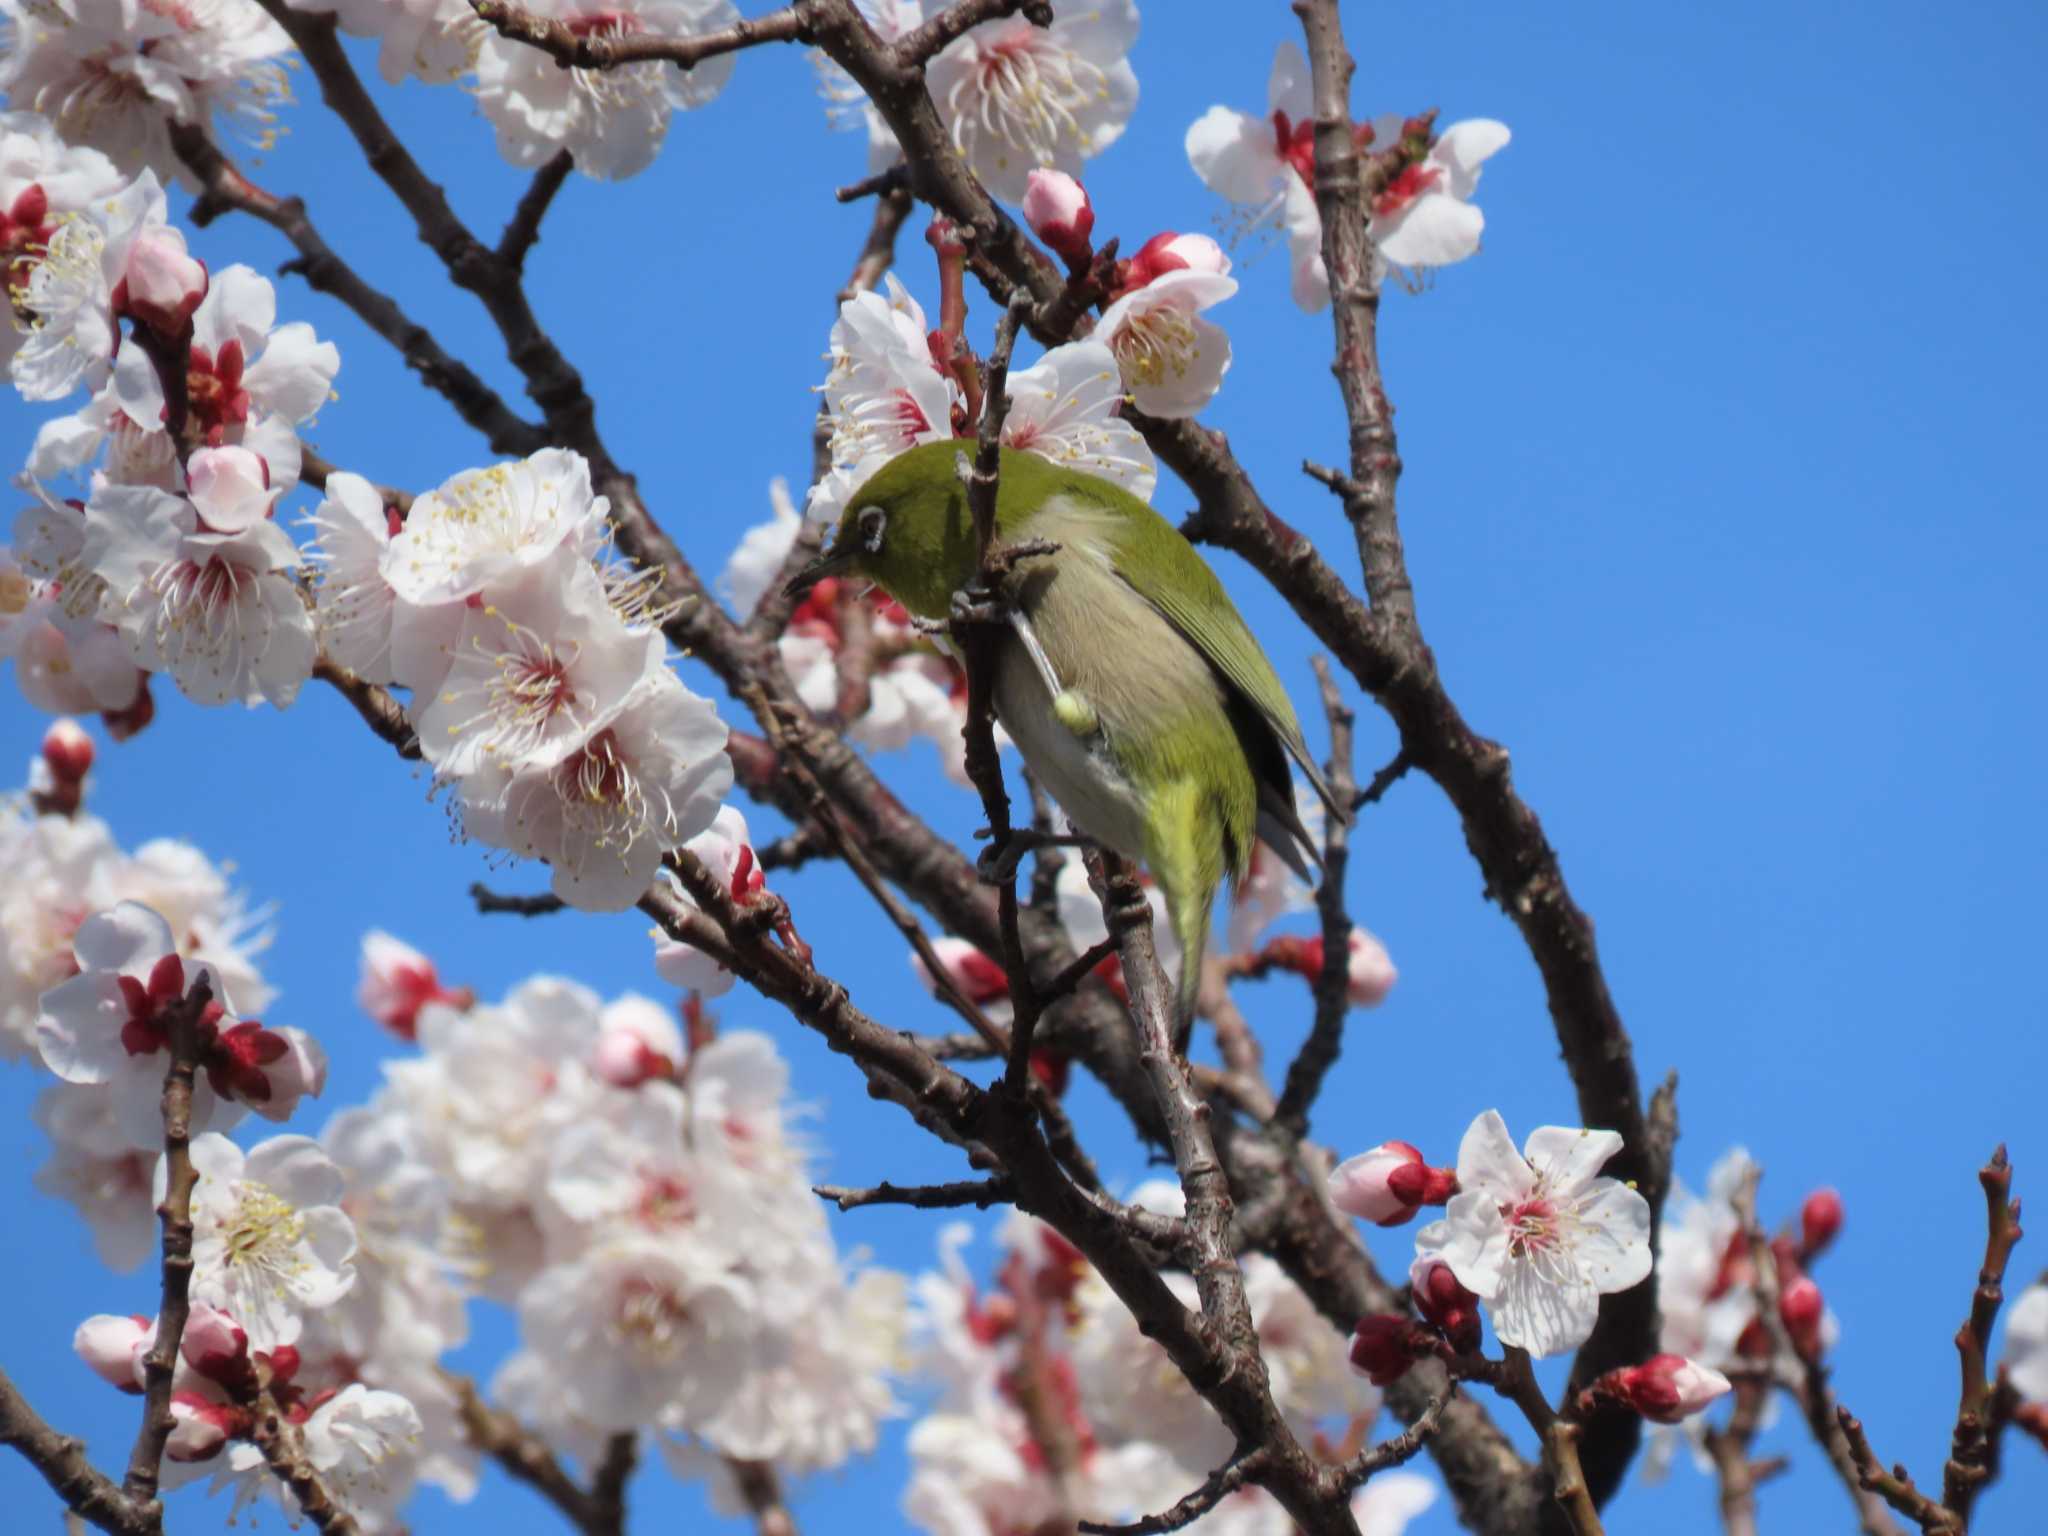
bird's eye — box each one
[856,505,887,554]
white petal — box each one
[73,901,176,976]
[1522,1125,1626,1196]
[1491,1255,1601,1358]
[1266,40,1313,119]
[1454,1109,1534,1201]
[1571,1180,1655,1295]
[1432,119,1511,198]
[1376,193,1485,269]
[1184,106,1282,206]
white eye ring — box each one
[856,505,887,553]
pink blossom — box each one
[184,445,275,535]
[1609,1354,1734,1424]
[118,224,207,337]
[1022,169,1093,263]
[356,929,469,1041]
[73,1313,149,1392]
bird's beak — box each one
[783,544,855,599]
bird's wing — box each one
[1082,481,1348,831]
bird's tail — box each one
[1169,883,1210,1042]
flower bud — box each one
[1330,1141,1424,1224]
[1800,1188,1844,1259]
[166,1391,244,1462]
[914,937,1012,1009]
[120,225,207,337]
[1345,928,1398,1007]
[1410,1256,1483,1353]
[185,445,275,534]
[1608,1354,1733,1424]
[1779,1276,1826,1358]
[40,718,93,784]
[1022,169,1094,263]
[591,995,682,1088]
[74,1315,149,1393]
[1124,231,1231,289]
[206,1021,327,1121]
[358,930,470,1040]
[179,1304,250,1388]
[1349,1314,1427,1386]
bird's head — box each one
[786,440,1014,620]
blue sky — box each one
[4,2,2046,1533]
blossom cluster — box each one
[1186,42,1510,311]
[902,1194,1436,1536]
[359,946,907,1487]
[3,727,292,1266]
[306,447,733,911]
[61,923,908,1528]
[821,0,1141,203]
[3,109,340,718]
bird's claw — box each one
[975,829,1094,887]
[949,584,1005,628]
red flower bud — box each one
[1779,1276,1826,1358]
[1800,1188,1844,1259]
[1410,1257,1483,1353]
[40,718,93,784]
[1022,169,1094,264]
[1349,1314,1428,1386]
[1606,1354,1732,1424]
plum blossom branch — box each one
[450,1374,612,1531]
[814,1176,1016,1212]
[1943,1145,2024,1522]
[467,0,809,71]
[1337,1382,1454,1487]
[1079,1446,1272,1535]
[469,883,569,917]
[245,1387,364,1536]
[498,151,576,272]
[587,1433,636,1536]
[1838,1409,1956,1534]
[1731,1169,1904,1536]
[168,122,545,457]
[893,0,1052,65]
[727,1459,799,1536]
[0,1369,151,1536]
[1272,656,1359,1138]
[123,976,214,1504]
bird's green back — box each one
[838,441,1340,818]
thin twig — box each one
[0,1369,148,1535]
[449,1374,605,1531]
[1335,1381,1452,1487]
[727,1459,799,1536]
[246,1388,364,1536]
[1272,656,1358,1137]
[123,978,213,1502]
[470,883,568,917]
[1078,1445,1271,1534]
[498,150,575,271]
[815,1176,1015,1212]
[468,0,808,70]
[1839,1408,1956,1534]
[1943,1145,2024,1523]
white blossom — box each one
[473,0,740,181]
[0,0,292,183]
[924,0,1139,204]
[181,1131,359,1352]
[1414,1109,1653,1358]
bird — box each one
[789,440,1342,1023]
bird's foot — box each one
[974,828,1094,886]
[949,583,1007,628]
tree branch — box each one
[246,1387,364,1536]
[467,0,808,70]
[727,1459,799,1536]
[1272,656,1358,1137]
[169,121,544,457]
[815,1176,1015,1212]
[0,1368,151,1536]
[123,977,213,1503]
[498,150,575,272]
[1943,1145,2023,1523]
